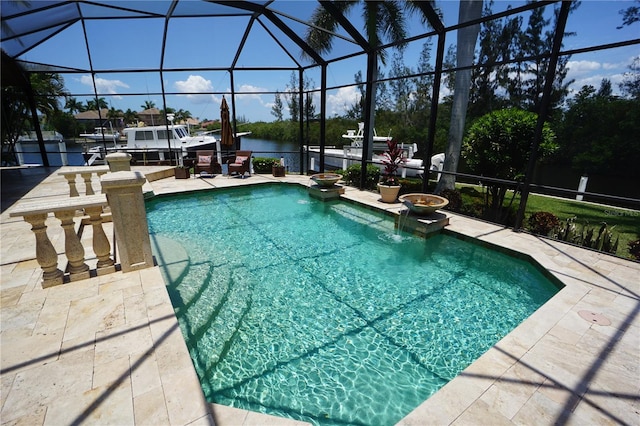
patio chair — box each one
[227,150,252,178]
[194,150,222,175]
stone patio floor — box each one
[1,166,638,425]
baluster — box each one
[80,172,95,196]
[84,206,116,275]
[23,213,64,288]
[63,174,79,197]
[54,209,90,281]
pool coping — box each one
[1,168,638,425]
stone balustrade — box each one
[58,166,110,197]
[13,155,153,288]
[9,195,115,288]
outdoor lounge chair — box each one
[227,150,252,178]
[194,150,222,175]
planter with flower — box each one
[377,138,405,203]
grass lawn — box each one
[453,183,639,260]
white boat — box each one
[341,122,391,145]
[306,123,426,178]
[79,127,120,143]
[306,123,447,180]
[83,124,251,166]
[15,131,69,166]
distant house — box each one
[136,108,164,126]
[74,109,121,134]
[200,119,219,129]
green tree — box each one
[285,71,300,122]
[86,97,108,111]
[553,81,640,178]
[1,71,68,165]
[462,108,557,216]
[469,2,520,118]
[619,55,640,99]
[141,100,156,110]
[388,49,413,126]
[508,3,575,114]
[305,0,410,163]
[617,0,640,28]
[271,91,284,121]
[409,40,435,128]
[122,108,138,126]
[65,97,85,114]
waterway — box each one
[17,137,303,171]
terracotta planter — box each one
[377,183,401,203]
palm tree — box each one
[141,100,156,111]
[1,71,68,165]
[85,97,107,111]
[122,108,138,126]
[305,1,409,161]
[435,0,483,193]
[65,97,85,114]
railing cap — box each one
[58,166,110,176]
[9,194,108,217]
[100,171,147,189]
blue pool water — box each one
[146,184,561,426]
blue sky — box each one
[15,0,640,123]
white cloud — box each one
[327,86,360,116]
[174,75,215,104]
[566,60,602,77]
[79,75,128,97]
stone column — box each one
[106,153,132,172]
[54,209,90,281]
[101,171,154,272]
[84,206,116,275]
[80,172,96,196]
[62,174,79,197]
[24,213,64,287]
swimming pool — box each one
[146,183,561,425]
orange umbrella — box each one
[220,96,234,147]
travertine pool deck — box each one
[1,166,638,425]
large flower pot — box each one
[174,167,190,179]
[377,183,401,203]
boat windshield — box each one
[173,127,188,138]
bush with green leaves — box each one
[527,211,560,236]
[252,157,280,173]
[552,218,619,255]
[463,108,557,219]
[341,164,380,190]
[440,189,462,212]
[628,236,640,261]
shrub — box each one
[252,157,280,173]
[463,108,557,212]
[440,189,462,212]
[552,218,620,255]
[342,164,380,190]
[527,211,560,236]
[397,178,422,195]
[628,236,640,261]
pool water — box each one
[146,184,560,426]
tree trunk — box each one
[435,0,483,193]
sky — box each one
[12,0,640,123]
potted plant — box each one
[377,138,405,203]
[174,165,190,179]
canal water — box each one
[18,137,303,171]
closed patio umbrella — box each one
[220,96,234,148]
